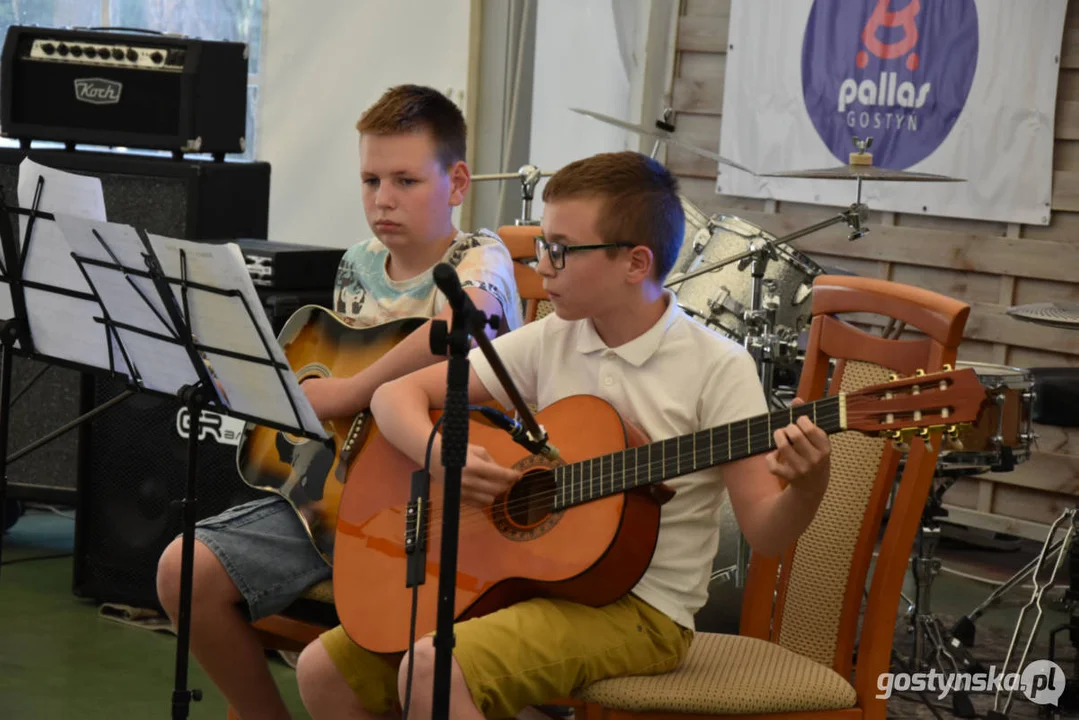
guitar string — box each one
[419,403,959,540]
[413,405,917,538]
[395,398,955,543]
[416,405,932,535]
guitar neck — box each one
[551,395,846,511]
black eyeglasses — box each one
[534,236,636,270]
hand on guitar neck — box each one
[763,397,832,499]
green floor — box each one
[2,506,1077,719]
[0,508,307,720]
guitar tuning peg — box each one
[889,372,900,382]
[942,363,954,372]
[915,369,927,377]
[917,427,933,452]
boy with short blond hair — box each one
[155,84,522,720]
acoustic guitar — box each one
[333,366,987,654]
[236,306,426,563]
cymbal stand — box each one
[649,108,676,160]
[514,165,543,226]
[906,474,980,718]
[984,508,1076,720]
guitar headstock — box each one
[843,366,987,446]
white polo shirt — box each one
[468,290,768,629]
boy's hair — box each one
[542,151,684,280]
[356,85,466,168]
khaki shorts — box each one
[320,593,693,719]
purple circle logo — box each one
[801,0,978,169]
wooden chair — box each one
[497,224,553,323]
[226,227,552,719]
[559,275,971,720]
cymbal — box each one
[570,108,756,175]
[760,164,964,183]
[1007,301,1079,330]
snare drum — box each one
[669,197,824,342]
[939,362,1035,472]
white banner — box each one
[717,0,1067,225]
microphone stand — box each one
[426,264,558,717]
[427,267,493,719]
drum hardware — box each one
[904,473,981,719]
[472,164,552,226]
[975,509,1077,720]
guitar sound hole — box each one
[503,471,557,530]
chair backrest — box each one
[497,225,553,324]
[738,275,970,720]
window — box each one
[0,0,264,160]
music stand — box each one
[0,157,131,574]
[52,210,327,719]
[0,157,325,719]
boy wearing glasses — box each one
[295,151,833,719]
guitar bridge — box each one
[405,469,431,588]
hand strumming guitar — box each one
[431,442,521,507]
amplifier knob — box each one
[41,43,55,55]
[57,43,69,56]
[126,48,137,61]
[70,45,82,57]
[99,47,110,58]
[84,47,97,58]
[151,51,163,63]
[112,48,124,60]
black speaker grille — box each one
[74,374,265,609]
[7,358,82,491]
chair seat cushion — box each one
[277,579,337,627]
[575,633,858,714]
[300,578,335,603]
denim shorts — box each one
[194,494,331,621]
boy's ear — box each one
[625,245,655,284]
[448,160,470,207]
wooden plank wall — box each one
[667,0,1079,539]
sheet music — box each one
[54,214,326,438]
[0,159,121,367]
[53,213,194,391]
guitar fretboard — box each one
[551,395,845,510]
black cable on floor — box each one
[0,552,72,566]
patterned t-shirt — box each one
[332,229,524,332]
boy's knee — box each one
[155,538,184,615]
[297,639,362,718]
[397,637,437,705]
[155,538,234,619]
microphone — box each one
[433,263,472,313]
[473,406,560,460]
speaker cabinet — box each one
[0,147,270,240]
[73,374,266,608]
[5,359,83,501]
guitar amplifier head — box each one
[0,26,248,155]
